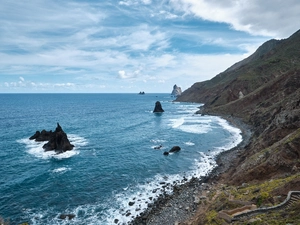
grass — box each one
[202,173,300,224]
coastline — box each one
[131,115,252,225]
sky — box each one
[0,0,300,93]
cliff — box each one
[175,29,300,223]
[177,29,300,184]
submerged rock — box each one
[29,123,74,153]
[153,101,164,113]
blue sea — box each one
[0,93,242,225]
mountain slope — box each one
[177,29,300,184]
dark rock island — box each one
[29,123,74,154]
[153,101,164,113]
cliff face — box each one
[177,29,300,185]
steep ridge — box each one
[177,29,300,184]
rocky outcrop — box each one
[30,123,74,153]
[171,84,182,97]
[153,101,164,113]
[163,146,181,155]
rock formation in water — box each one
[163,146,181,155]
[153,101,164,113]
[29,123,74,153]
[171,84,182,97]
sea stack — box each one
[153,101,164,113]
[171,84,182,97]
[29,123,74,154]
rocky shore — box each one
[131,115,253,225]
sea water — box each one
[0,94,242,224]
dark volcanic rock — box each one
[169,146,181,153]
[163,146,181,155]
[30,123,74,153]
[153,101,164,113]
[59,214,76,220]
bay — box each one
[0,93,241,224]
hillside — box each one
[176,29,300,224]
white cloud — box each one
[119,0,152,6]
[170,0,300,38]
[118,70,140,79]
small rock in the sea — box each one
[59,214,75,220]
[126,212,131,217]
[114,219,119,224]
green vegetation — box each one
[202,173,300,224]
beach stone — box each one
[129,201,135,206]
[194,196,200,204]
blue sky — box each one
[1,0,300,93]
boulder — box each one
[169,146,181,153]
[163,146,181,155]
[29,123,74,153]
[153,101,164,113]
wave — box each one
[169,116,212,134]
[52,167,71,174]
[184,141,195,146]
[213,117,243,153]
[17,134,87,160]
[169,117,185,128]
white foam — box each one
[213,117,243,152]
[184,141,195,146]
[18,134,87,160]
[169,117,185,128]
[179,124,211,134]
[150,139,166,144]
[52,167,70,173]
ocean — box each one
[0,93,242,224]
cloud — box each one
[118,70,140,79]
[1,0,297,93]
[119,0,152,6]
[170,0,300,37]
